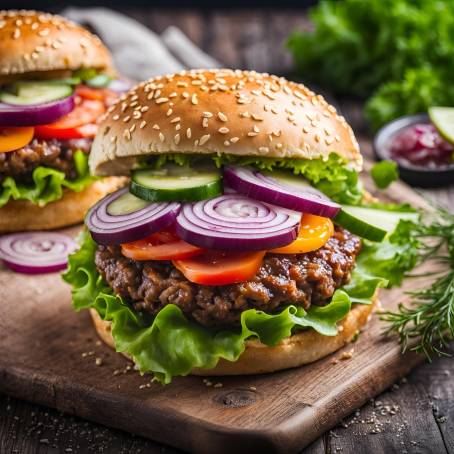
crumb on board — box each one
[340,348,355,360]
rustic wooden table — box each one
[1,8,453,454]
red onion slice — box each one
[107,78,133,93]
[85,187,181,245]
[223,166,340,218]
[176,194,301,251]
[0,95,75,126]
[0,232,78,274]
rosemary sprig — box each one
[381,208,454,357]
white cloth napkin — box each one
[62,7,222,81]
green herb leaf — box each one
[370,160,399,189]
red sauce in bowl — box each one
[388,123,454,169]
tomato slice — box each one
[34,97,105,139]
[0,126,34,153]
[271,214,334,254]
[121,230,204,261]
[76,85,118,106]
[173,250,266,286]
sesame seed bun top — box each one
[0,10,113,80]
[90,69,362,176]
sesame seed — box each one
[247,132,258,137]
[202,118,209,128]
[123,129,131,141]
[123,116,131,123]
[294,91,305,100]
[140,121,147,129]
[240,111,250,118]
[174,134,180,145]
[191,94,198,105]
[177,81,188,87]
[253,125,260,133]
[218,112,228,122]
[224,140,230,146]
[202,112,213,118]
[169,92,177,98]
[262,90,275,100]
[170,117,181,123]
[186,128,192,138]
[314,134,321,143]
[133,111,141,119]
[12,28,20,39]
[230,137,239,143]
[302,126,310,133]
[218,127,229,134]
[166,109,173,117]
[153,124,160,130]
[141,106,149,112]
[252,114,263,121]
[199,134,210,145]
[259,147,269,153]
[130,124,136,132]
[182,92,190,98]
[156,97,169,104]
[175,124,181,131]
[38,28,49,36]
[159,132,165,142]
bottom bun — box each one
[0,177,125,233]
[89,294,378,376]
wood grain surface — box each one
[1,7,454,454]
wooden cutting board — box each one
[0,174,438,454]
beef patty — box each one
[0,138,92,183]
[95,227,362,328]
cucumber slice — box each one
[428,106,454,144]
[130,164,223,202]
[86,74,111,88]
[0,81,72,105]
[107,191,150,216]
[334,206,419,241]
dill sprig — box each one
[381,208,454,357]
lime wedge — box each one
[428,107,454,144]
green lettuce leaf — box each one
[143,152,363,205]
[0,150,95,208]
[63,231,385,384]
[370,160,399,189]
[356,220,420,287]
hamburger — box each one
[64,69,392,384]
[0,10,126,233]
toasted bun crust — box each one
[90,295,377,376]
[90,69,362,176]
[0,177,125,233]
[0,10,113,79]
